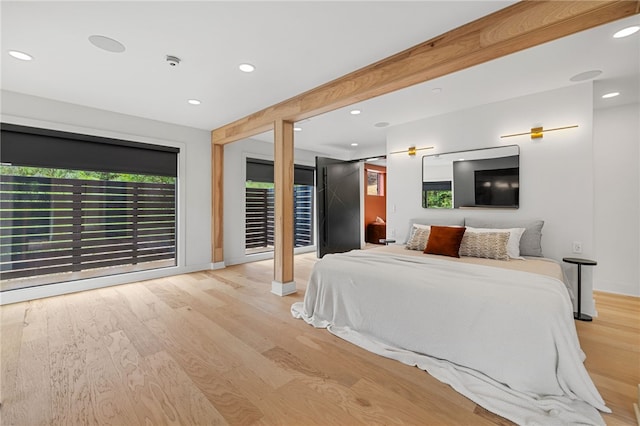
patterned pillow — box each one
[459,231,510,260]
[405,227,431,251]
[465,226,525,259]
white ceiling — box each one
[1,1,514,127]
[267,13,640,158]
[2,2,639,158]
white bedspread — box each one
[291,250,609,425]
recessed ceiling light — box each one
[89,35,125,53]
[351,143,358,146]
[188,99,201,105]
[366,157,380,162]
[602,92,620,99]
[350,109,361,115]
[432,88,442,94]
[8,50,33,61]
[374,122,389,128]
[239,63,255,73]
[613,26,640,38]
[569,70,602,82]
[294,127,302,131]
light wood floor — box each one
[1,252,638,425]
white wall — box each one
[593,102,640,296]
[387,83,599,314]
[1,90,212,303]
[223,137,334,266]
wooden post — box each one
[272,119,296,296]
[211,143,225,268]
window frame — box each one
[242,153,316,260]
[0,120,187,304]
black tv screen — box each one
[474,168,519,207]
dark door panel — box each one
[316,157,361,258]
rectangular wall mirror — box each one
[422,145,519,209]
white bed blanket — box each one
[291,250,609,425]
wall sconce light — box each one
[390,146,433,156]
[500,125,578,140]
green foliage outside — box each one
[0,165,175,184]
[246,181,274,189]
[245,181,307,189]
[423,190,452,208]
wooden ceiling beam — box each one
[211,0,638,145]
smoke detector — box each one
[166,55,181,67]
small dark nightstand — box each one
[379,239,396,246]
[563,257,597,321]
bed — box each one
[291,222,609,425]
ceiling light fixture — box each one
[350,109,361,115]
[350,143,359,147]
[613,26,640,38]
[187,99,201,105]
[88,35,126,53]
[294,127,302,131]
[601,92,620,99]
[239,63,255,73]
[569,70,602,82]
[8,50,33,61]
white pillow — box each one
[406,223,430,243]
[412,223,431,229]
[405,227,431,251]
[465,226,526,259]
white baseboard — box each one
[635,384,640,426]
[227,245,316,266]
[271,280,297,296]
[211,261,226,270]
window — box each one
[422,181,452,208]
[245,158,314,254]
[367,170,385,196]
[0,124,178,291]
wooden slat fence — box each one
[293,185,313,247]
[1,175,176,282]
[245,185,313,251]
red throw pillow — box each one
[424,226,467,258]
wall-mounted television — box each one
[474,167,519,207]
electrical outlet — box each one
[572,241,583,254]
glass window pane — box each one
[0,165,176,292]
